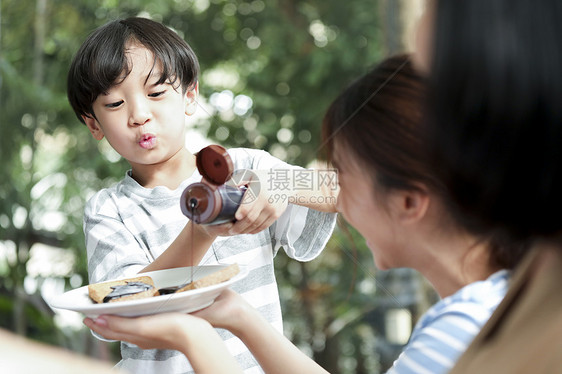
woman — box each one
[85,54,526,373]
[413,1,562,372]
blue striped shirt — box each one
[387,270,510,374]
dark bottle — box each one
[180,145,247,225]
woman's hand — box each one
[192,289,254,334]
[83,312,243,373]
[84,313,207,352]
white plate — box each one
[48,265,247,318]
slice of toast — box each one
[176,264,240,293]
[88,275,159,304]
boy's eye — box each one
[105,100,123,108]
[149,90,166,98]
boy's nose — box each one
[129,99,152,126]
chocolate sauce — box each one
[157,283,190,295]
[190,200,197,283]
[103,282,154,303]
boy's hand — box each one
[228,170,288,235]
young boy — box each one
[67,17,337,373]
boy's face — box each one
[82,43,197,169]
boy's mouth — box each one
[139,134,156,149]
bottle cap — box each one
[196,145,234,185]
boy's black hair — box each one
[67,17,199,124]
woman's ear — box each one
[388,185,430,225]
[185,82,199,116]
[82,115,105,141]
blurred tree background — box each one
[0,0,436,372]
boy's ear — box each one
[82,115,105,141]
[185,82,199,116]
[388,185,430,225]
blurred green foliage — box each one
[0,0,432,372]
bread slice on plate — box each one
[176,263,240,293]
[88,276,159,304]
